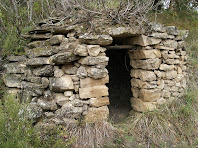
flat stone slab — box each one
[79,34,113,46]
[50,52,79,65]
[90,97,110,107]
[33,65,54,76]
[4,62,28,74]
[125,35,162,46]
[27,57,50,66]
[130,59,161,70]
[49,75,74,92]
[129,49,161,60]
[79,85,108,99]
[80,75,109,88]
[78,56,109,65]
[108,26,144,37]
[131,98,156,112]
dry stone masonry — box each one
[3,18,188,125]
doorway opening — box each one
[106,49,132,123]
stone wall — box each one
[3,19,188,124]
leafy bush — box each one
[0,94,70,148]
[0,94,40,148]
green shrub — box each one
[0,94,71,148]
[0,94,40,148]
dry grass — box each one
[110,90,198,147]
[67,121,116,148]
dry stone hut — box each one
[3,18,188,124]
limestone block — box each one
[162,90,171,98]
[28,46,60,58]
[131,87,140,98]
[54,93,69,106]
[164,80,175,87]
[159,64,175,71]
[22,34,52,40]
[6,88,20,95]
[131,78,157,89]
[98,53,106,56]
[154,70,164,78]
[162,40,177,49]
[21,81,47,90]
[70,99,85,107]
[161,51,180,59]
[74,44,88,56]
[126,35,162,46]
[84,106,109,123]
[41,77,50,88]
[90,97,110,107]
[164,59,180,65]
[49,75,74,92]
[87,45,103,57]
[182,65,187,71]
[164,70,177,80]
[37,99,57,111]
[79,34,113,46]
[60,37,79,52]
[80,75,109,88]
[44,35,64,45]
[29,103,43,121]
[181,78,187,89]
[26,76,41,83]
[21,88,44,97]
[130,69,156,81]
[108,26,144,37]
[166,26,179,35]
[27,58,50,66]
[87,67,108,79]
[130,98,156,112]
[172,92,180,97]
[180,51,187,56]
[44,112,55,118]
[148,32,174,39]
[64,91,73,97]
[62,64,78,75]
[148,22,166,32]
[33,65,53,76]
[4,62,27,74]
[76,66,87,78]
[170,86,179,92]
[28,41,44,49]
[79,85,108,99]
[3,74,22,88]
[78,56,109,65]
[157,79,165,89]
[155,45,175,51]
[8,55,27,62]
[156,98,167,105]
[71,75,80,82]
[130,59,161,70]
[54,69,64,78]
[177,41,186,49]
[56,104,83,118]
[69,95,76,101]
[128,49,161,60]
[139,89,161,102]
[50,52,79,65]
[43,90,52,100]
[175,30,189,40]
